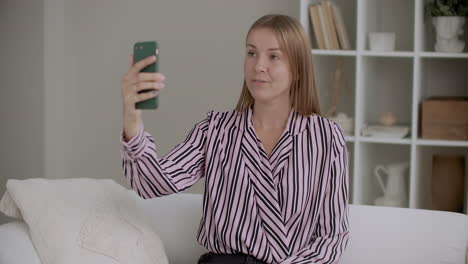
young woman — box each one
[120,14,349,264]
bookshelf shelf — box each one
[416,139,468,148]
[361,51,415,58]
[311,49,357,56]
[359,137,412,145]
[300,0,468,215]
[419,52,468,58]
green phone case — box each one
[134,41,159,109]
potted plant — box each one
[425,0,468,52]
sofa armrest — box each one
[0,221,41,264]
[341,205,468,264]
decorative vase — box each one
[432,16,466,53]
[432,155,466,212]
[368,32,396,51]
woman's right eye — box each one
[247,51,256,56]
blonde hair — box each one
[235,14,321,116]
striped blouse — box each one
[120,106,350,264]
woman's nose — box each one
[254,57,267,73]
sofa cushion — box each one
[0,178,169,264]
[0,221,41,264]
[135,193,207,263]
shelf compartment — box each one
[361,0,415,52]
[413,145,468,214]
[357,143,411,207]
[302,0,357,50]
[361,57,413,134]
[312,56,356,134]
[421,0,468,53]
[420,58,468,100]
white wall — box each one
[0,0,45,224]
[0,0,299,223]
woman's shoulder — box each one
[308,114,346,146]
[204,109,243,129]
[309,114,339,130]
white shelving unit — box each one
[300,0,468,214]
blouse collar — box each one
[241,105,310,137]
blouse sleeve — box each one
[281,122,350,264]
[120,111,212,199]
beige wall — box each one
[57,0,299,192]
[0,0,45,224]
[0,0,299,224]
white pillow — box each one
[0,178,168,264]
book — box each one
[322,1,340,50]
[317,3,331,49]
[330,1,351,50]
[309,4,325,49]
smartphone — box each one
[133,41,159,109]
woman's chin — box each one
[248,90,269,102]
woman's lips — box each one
[253,79,268,86]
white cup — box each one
[368,32,396,51]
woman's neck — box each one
[252,100,291,130]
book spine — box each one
[317,4,331,49]
[323,1,340,50]
[309,4,325,49]
[331,2,351,50]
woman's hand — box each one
[121,54,166,141]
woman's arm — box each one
[281,122,350,264]
[120,112,211,199]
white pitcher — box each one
[374,162,409,207]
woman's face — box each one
[244,27,292,105]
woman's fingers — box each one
[122,73,165,91]
[128,55,156,76]
[123,56,165,88]
[134,81,165,93]
[135,90,159,103]
[121,54,165,110]
[137,72,166,82]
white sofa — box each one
[0,193,467,264]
